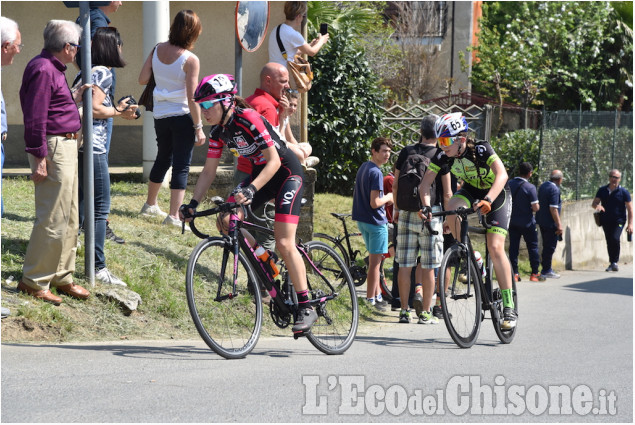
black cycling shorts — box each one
[453,185,511,236]
[236,149,304,225]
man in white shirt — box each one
[268,1,329,67]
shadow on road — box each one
[0,342,225,360]
[563,276,632,297]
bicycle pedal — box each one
[293,330,307,339]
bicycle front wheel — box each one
[186,238,262,359]
[490,257,518,344]
[303,241,358,355]
[438,244,482,348]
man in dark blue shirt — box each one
[508,162,542,282]
[536,170,563,279]
[592,169,633,272]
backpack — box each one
[396,145,437,211]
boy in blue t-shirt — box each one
[352,137,394,307]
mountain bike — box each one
[427,206,518,348]
[183,197,359,359]
[313,212,392,301]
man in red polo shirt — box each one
[236,62,292,250]
[237,62,291,184]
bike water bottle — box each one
[473,251,486,278]
[255,245,279,278]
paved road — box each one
[2,266,632,422]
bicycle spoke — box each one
[186,238,262,359]
[303,241,358,355]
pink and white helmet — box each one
[194,74,237,103]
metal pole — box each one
[612,109,617,170]
[301,19,308,144]
[575,104,582,201]
[538,105,545,176]
[79,1,94,285]
[234,37,243,172]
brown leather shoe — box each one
[17,281,62,305]
[56,282,90,300]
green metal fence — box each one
[539,109,633,200]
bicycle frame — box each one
[195,203,340,315]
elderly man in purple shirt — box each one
[18,20,91,305]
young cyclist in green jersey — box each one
[419,113,516,330]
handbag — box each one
[276,25,313,93]
[139,45,157,111]
[593,211,603,227]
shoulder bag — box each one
[276,25,313,93]
[139,45,157,111]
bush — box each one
[308,26,386,195]
[490,129,541,186]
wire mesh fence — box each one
[539,110,633,200]
[379,103,632,201]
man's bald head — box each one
[260,62,290,100]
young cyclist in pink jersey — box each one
[180,74,316,334]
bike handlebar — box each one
[181,197,249,239]
[421,205,491,235]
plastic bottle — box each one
[473,251,486,278]
[254,245,279,278]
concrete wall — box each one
[512,199,633,271]
[1,1,283,167]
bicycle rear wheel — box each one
[490,257,518,344]
[313,232,369,287]
[186,238,262,359]
[438,244,482,348]
[303,241,358,355]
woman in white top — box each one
[138,9,206,227]
[268,1,329,67]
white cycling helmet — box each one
[435,112,469,138]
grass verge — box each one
[1,176,384,343]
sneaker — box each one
[1,306,11,319]
[106,222,125,244]
[458,273,468,283]
[413,292,424,316]
[513,273,520,282]
[541,270,560,279]
[305,156,320,168]
[374,301,387,312]
[95,268,127,287]
[432,304,452,320]
[501,307,517,330]
[418,310,439,324]
[140,202,168,218]
[529,273,544,282]
[292,308,318,333]
[163,215,190,231]
[432,305,443,319]
[605,263,619,272]
[398,309,411,323]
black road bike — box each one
[183,198,359,359]
[313,213,392,301]
[427,207,518,348]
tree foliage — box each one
[307,25,386,195]
[471,1,633,111]
[304,2,387,194]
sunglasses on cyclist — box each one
[199,97,230,110]
[438,135,465,148]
